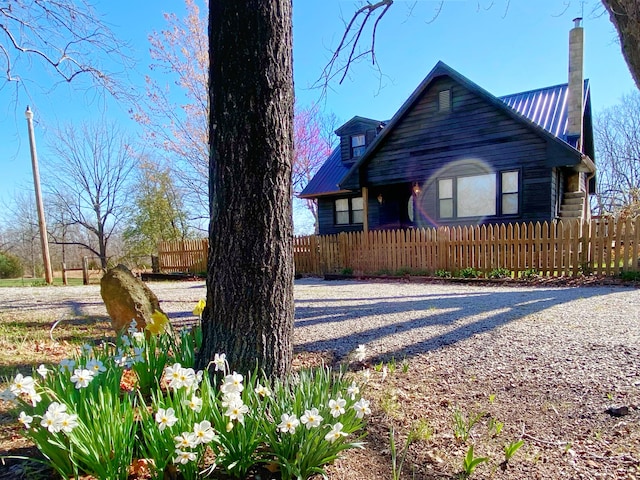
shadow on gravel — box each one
[294,280,628,361]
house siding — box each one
[358,77,557,226]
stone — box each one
[100,264,165,334]
[605,405,630,418]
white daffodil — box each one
[328,398,346,418]
[26,390,42,407]
[353,398,371,419]
[354,344,367,362]
[58,413,79,433]
[254,384,271,398]
[278,413,299,434]
[213,353,226,372]
[184,394,203,413]
[221,391,242,408]
[132,331,145,343]
[325,422,348,443]
[41,402,68,433]
[86,359,106,375]
[36,364,49,378]
[155,407,178,431]
[18,411,33,428]
[10,374,35,396]
[70,368,95,389]
[347,381,360,400]
[193,420,217,444]
[174,449,197,464]
[300,408,323,429]
[221,372,244,394]
[174,432,198,449]
[225,398,249,424]
[164,363,183,385]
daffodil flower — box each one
[278,413,299,434]
[353,398,371,419]
[192,299,206,317]
[328,398,346,418]
[300,408,323,429]
[155,407,178,431]
[146,310,169,335]
[18,412,33,429]
[325,422,348,443]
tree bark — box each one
[601,0,640,90]
[196,0,295,378]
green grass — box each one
[0,277,86,287]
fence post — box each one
[151,255,160,273]
[82,256,89,285]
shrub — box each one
[488,268,511,279]
[435,269,452,278]
[620,271,640,282]
[458,267,480,278]
[3,310,369,480]
[0,251,24,279]
[520,268,539,279]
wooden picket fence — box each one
[294,218,640,277]
[158,218,640,278]
[157,239,208,273]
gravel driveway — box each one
[0,278,638,362]
[1,278,639,478]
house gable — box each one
[340,62,585,191]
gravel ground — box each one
[1,278,639,478]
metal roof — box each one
[499,80,590,142]
[300,69,591,198]
[299,147,351,198]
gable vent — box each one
[438,89,451,112]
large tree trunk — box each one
[196,0,295,378]
[602,0,640,90]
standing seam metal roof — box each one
[299,77,591,198]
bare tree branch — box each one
[0,0,135,100]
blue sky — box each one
[0,0,636,234]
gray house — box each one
[300,21,595,235]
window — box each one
[438,89,451,113]
[458,174,496,217]
[351,134,366,158]
[438,178,454,218]
[437,171,519,219]
[335,197,364,225]
[501,171,519,215]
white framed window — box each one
[438,178,454,218]
[501,171,519,215]
[351,134,366,158]
[335,197,364,225]
[436,170,519,219]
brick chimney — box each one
[567,17,584,151]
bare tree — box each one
[135,0,337,232]
[293,102,339,231]
[0,0,133,99]
[319,1,640,95]
[43,121,137,269]
[593,91,640,216]
[132,0,209,220]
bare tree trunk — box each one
[196,0,295,378]
[601,0,640,90]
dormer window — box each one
[351,134,366,158]
[438,89,451,113]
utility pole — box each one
[25,106,53,285]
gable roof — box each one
[299,147,351,198]
[300,61,594,199]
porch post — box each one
[362,186,369,234]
